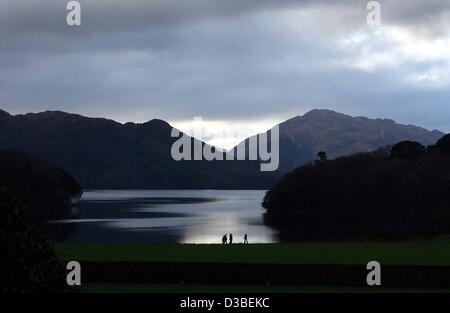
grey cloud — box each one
[0,0,309,34]
[1,0,449,35]
[382,0,450,24]
[0,0,449,132]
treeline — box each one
[0,149,82,218]
[262,135,450,240]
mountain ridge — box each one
[0,108,275,189]
[236,109,444,171]
[0,108,444,188]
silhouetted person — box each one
[222,234,227,245]
[229,233,233,244]
[244,233,248,244]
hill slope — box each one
[0,149,82,217]
[0,110,275,189]
[0,108,443,189]
[262,136,450,240]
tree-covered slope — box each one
[263,135,450,240]
[0,149,82,217]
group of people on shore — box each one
[222,233,248,244]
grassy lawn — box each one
[56,240,450,265]
[81,283,450,293]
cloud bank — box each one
[0,0,449,147]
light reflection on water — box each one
[44,190,279,244]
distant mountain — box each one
[237,109,444,171]
[0,109,275,189]
[0,108,443,189]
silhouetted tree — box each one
[317,151,327,162]
[435,134,450,155]
[390,141,425,159]
[0,183,69,293]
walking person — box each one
[222,234,228,245]
[244,233,248,244]
[229,233,233,244]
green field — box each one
[56,239,450,265]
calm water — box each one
[44,190,279,244]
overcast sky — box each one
[1,0,449,148]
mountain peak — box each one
[142,118,171,129]
[16,110,127,128]
[21,110,84,121]
[274,109,444,171]
[302,109,347,119]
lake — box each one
[44,190,279,244]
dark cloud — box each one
[383,0,450,24]
[1,0,449,36]
[0,0,449,134]
[0,0,308,34]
